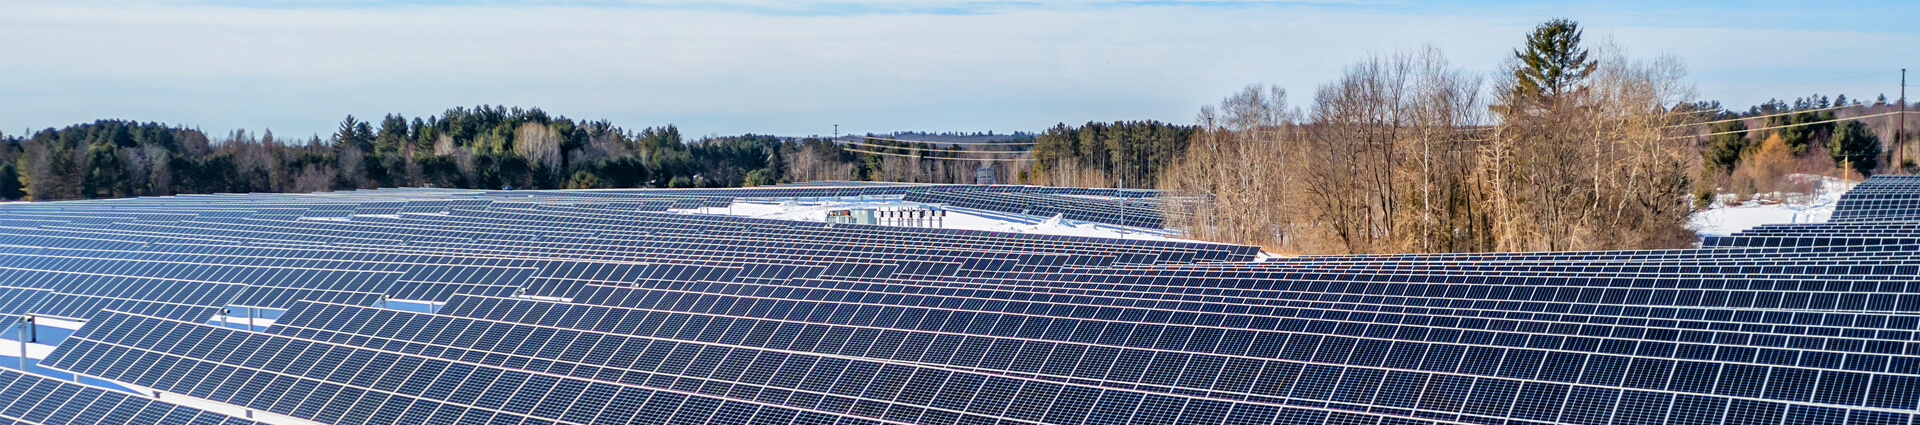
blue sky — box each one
[1,0,1914,139]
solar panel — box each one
[8,177,1920,425]
[0,368,263,425]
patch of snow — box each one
[0,340,58,359]
[206,315,277,332]
[1689,174,1856,237]
[33,316,87,331]
[1037,213,1066,227]
[711,199,1214,243]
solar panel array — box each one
[0,368,263,425]
[9,177,1920,425]
[1830,176,1920,222]
[1707,177,1920,247]
[901,189,1173,229]
[527,184,1184,228]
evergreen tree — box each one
[334,116,375,154]
[1831,120,1881,174]
[375,114,408,156]
[1703,120,1750,173]
[1768,110,1834,155]
[4,105,1004,199]
[1511,18,1596,103]
[0,163,22,200]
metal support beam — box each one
[16,318,26,371]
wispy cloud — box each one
[0,1,1912,138]
[192,0,1048,16]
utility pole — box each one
[1900,69,1907,173]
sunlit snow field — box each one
[1689,174,1857,237]
[709,198,1201,242]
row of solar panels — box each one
[20,183,1186,228]
[46,245,1920,425]
[901,190,1172,229]
[0,189,1250,327]
[516,184,1184,228]
[8,178,1920,425]
[1831,175,1920,222]
[0,187,1252,424]
[1709,176,1920,247]
[0,368,262,425]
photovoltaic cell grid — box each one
[0,368,262,425]
[1707,176,1920,247]
[1832,175,1920,222]
[902,190,1171,229]
[9,177,1920,425]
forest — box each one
[0,107,1041,201]
[1,19,1911,256]
[1031,19,1915,254]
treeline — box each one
[1160,20,1702,254]
[6,19,1907,257]
[801,134,1032,184]
[0,107,1049,201]
[1024,20,1911,255]
[1699,94,1910,200]
[1022,121,1193,188]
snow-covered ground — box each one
[4,318,133,392]
[1688,174,1857,237]
[707,185,1866,246]
[699,199,1215,243]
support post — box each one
[17,318,26,371]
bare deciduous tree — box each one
[1163,44,1697,254]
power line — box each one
[839,138,1032,155]
[852,135,1037,146]
[1665,111,1904,140]
[842,147,1035,162]
[1656,108,1728,117]
[1659,103,1871,130]
[1701,70,1901,98]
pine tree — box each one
[1831,120,1881,174]
[1511,18,1596,103]
[0,163,22,200]
[376,114,408,156]
[1703,120,1751,173]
